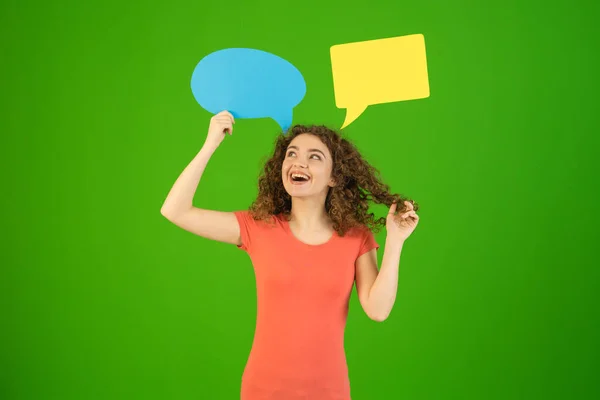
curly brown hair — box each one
[248,125,419,236]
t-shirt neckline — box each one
[279,214,338,247]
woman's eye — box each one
[286,151,320,160]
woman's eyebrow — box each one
[287,145,327,159]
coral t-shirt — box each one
[234,210,380,400]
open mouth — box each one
[290,172,311,185]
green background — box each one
[2,0,599,399]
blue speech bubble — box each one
[190,48,306,132]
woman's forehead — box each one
[289,134,328,152]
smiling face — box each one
[281,133,335,198]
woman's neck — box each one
[288,197,330,231]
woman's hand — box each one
[386,201,420,242]
[203,110,235,150]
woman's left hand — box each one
[386,201,420,242]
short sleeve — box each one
[357,227,379,259]
[233,210,254,253]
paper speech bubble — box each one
[191,48,306,132]
[330,34,430,129]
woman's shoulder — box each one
[339,221,372,240]
[236,209,279,228]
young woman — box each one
[161,110,420,399]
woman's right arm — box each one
[160,111,242,246]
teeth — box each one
[291,173,310,180]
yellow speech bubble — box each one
[330,34,430,129]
